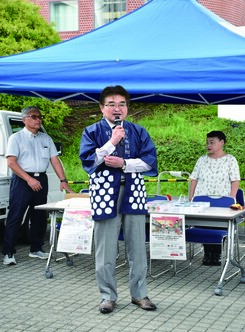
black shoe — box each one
[202,252,213,265]
[213,253,221,266]
[99,300,116,314]
[131,297,157,311]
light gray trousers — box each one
[93,186,148,301]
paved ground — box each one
[1,229,245,332]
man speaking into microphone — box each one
[79,85,158,314]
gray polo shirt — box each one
[6,127,58,172]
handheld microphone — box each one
[114,115,121,126]
[114,115,123,146]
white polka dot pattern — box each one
[129,173,147,210]
[90,170,115,216]
[89,170,147,217]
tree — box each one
[0,0,71,142]
[0,0,61,56]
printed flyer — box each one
[150,214,186,260]
[57,208,94,254]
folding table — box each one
[149,205,245,295]
[35,199,91,278]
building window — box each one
[94,0,126,28]
[50,1,78,32]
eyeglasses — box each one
[104,102,127,109]
[25,115,44,120]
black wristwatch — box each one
[60,178,68,183]
[121,159,126,171]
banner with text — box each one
[57,208,94,254]
[150,213,186,260]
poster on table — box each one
[150,214,186,260]
[57,208,94,254]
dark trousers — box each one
[2,174,48,255]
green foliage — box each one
[61,132,89,193]
[137,104,245,175]
[60,104,245,197]
[0,0,61,56]
[0,0,71,143]
[0,94,72,142]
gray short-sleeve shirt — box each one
[6,127,58,172]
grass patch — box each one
[60,103,245,197]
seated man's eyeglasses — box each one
[25,115,44,120]
[104,102,127,109]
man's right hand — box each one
[27,177,42,192]
[111,125,125,145]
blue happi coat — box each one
[80,118,158,220]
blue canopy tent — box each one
[0,0,245,104]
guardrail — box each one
[67,178,190,184]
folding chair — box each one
[235,188,245,253]
[236,188,244,206]
[186,195,236,270]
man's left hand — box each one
[104,156,123,168]
[60,182,74,193]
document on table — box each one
[55,197,91,209]
[57,208,94,254]
[150,213,186,260]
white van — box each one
[0,110,65,242]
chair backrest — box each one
[147,195,169,202]
[236,188,245,206]
[80,189,89,193]
[192,195,235,207]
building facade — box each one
[28,0,245,41]
[29,0,147,40]
[200,0,245,27]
